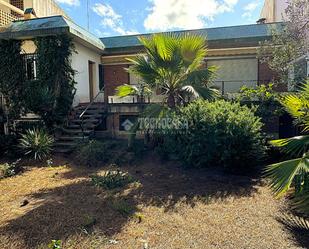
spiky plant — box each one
[265,81,309,215]
[19,129,54,160]
[116,33,218,109]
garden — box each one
[1,1,309,248]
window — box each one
[23,54,38,80]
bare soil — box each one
[0,155,308,249]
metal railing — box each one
[212,80,271,95]
[79,87,105,138]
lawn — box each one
[0,155,307,249]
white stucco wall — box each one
[71,42,102,105]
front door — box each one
[88,61,95,101]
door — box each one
[88,61,95,101]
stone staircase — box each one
[53,103,106,153]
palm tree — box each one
[116,33,218,109]
[265,81,309,214]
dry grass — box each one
[0,155,307,249]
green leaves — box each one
[266,81,309,215]
[121,33,216,108]
[265,157,309,197]
[116,85,139,97]
[19,129,54,161]
[270,135,309,157]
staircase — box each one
[53,103,106,153]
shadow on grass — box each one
[0,155,262,248]
[277,214,309,248]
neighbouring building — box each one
[0,0,67,26]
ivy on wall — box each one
[33,35,77,127]
[0,39,25,119]
[0,34,77,129]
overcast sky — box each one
[55,0,264,37]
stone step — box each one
[55,136,88,141]
[61,128,93,135]
[74,105,105,112]
[53,141,76,147]
[79,114,103,119]
[70,119,99,124]
[67,123,97,129]
[75,109,106,115]
[53,147,73,154]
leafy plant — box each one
[48,240,62,249]
[0,39,25,119]
[34,35,77,127]
[116,33,218,109]
[110,199,134,216]
[0,159,21,179]
[19,129,54,160]
[0,134,18,157]
[237,83,282,116]
[265,81,309,215]
[157,99,266,172]
[91,170,134,190]
[74,140,114,167]
[258,0,309,85]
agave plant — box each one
[265,81,309,214]
[19,129,54,160]
[116,33,218,109]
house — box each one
[0,14,284,143]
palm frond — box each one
[265,157,309,197]
[116,85,139,97]
[293,190,309,215]
[270,135,309,157]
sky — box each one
[55,0,265,38]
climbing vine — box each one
[25,35,77,127]
[0,39,25,119]
[0,35,77,129]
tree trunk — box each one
[167,94,176,109]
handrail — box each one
[79,87,105,119]
[79,87,105,139]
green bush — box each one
[75,139,141,167]
[157,100,266,172]
[0,134,18,157]
[74,140,114,167]
[19,129,54,160]
[0,159,21,179]
[91,170,134,190]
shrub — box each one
[157,100,266,172]
[0,134,18,157]
[19,129,54,160]
[91,170,134,190]
[75,139,141,167]
[110,199,134,216]
[0,159,21,179]
[74,140,114,167]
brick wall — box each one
[103,65,129,102]
[258,60,287,91]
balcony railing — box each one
[0,9,20,26]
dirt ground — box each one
[0,155,308,249]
